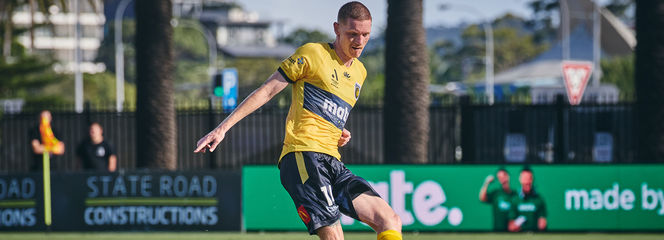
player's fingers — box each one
[342,129,351,137]
[209,138,222,152]
[194,137,211,152]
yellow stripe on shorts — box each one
[295,152,309,184]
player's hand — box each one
[508,220,521,232]
[338,128,351,147]
[484,175,494,184]
[194,128,226,153]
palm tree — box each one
[135,0,177,169]
[384,0,430,164]
[1,0,98,60]
[635,1,664,162]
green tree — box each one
[0,36,71,107]
[95,20,137,83]
[384,0,430,164]
[600,55,634,97]
[358,47,385,105]
[527,0,634,44]
[280,28,333,47]
[96,19,216,104]
[1,0,98,61]
[434,14,548,86]
[135,0,176,169]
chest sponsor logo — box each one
[303,83,352,129]
[499,199,511,210]
[518,203,536,212]
[323,99,350,123]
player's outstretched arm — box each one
[479,175,493,202]
[194,71,289,153]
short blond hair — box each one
[337,1,372,23]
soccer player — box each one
[194,2,402,240]
[479,167,516,231]
[508,167,547,232]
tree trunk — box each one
[384,0,430,164]
[635,1,664,163]
[2,3,13,60]
[29,0,34,52]
[135,0,176,169]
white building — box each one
[12,0,106,73]
[173,0,294,58]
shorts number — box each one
[320,185,335,206]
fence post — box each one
[208,97,218,169]
[459,95,474,162]
[555,94,566,163]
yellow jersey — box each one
[278,42,367,161]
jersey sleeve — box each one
[485,189,496,202]
[278,43,318,83]
[106,142,116,156]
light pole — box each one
[74,0,83,113]
[439,4,494,105]
[171,19,218,79]
[115,0,132,112]
[115,0,217,112]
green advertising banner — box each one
[243,165,664,231]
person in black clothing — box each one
[29,110,65,171]
[76,122,117,172]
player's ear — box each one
[333,22,340,36]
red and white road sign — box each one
[562,61,593,105]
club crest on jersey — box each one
[297,57,304,64]
[354,83,361,100]
[297,205,311,224]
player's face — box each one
[334,18,371,60]
[520,171,533,194]
[497,170,510,186]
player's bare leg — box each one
[316,220,344,240]
[353,192,402,240]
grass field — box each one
[0,232,662,240]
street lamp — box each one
[115,0,217,112]
[114,0,132,112]
[170,18,218,80]
[439,4,494,105]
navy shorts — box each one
[279,151,379,235]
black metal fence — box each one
[0,96,640,173]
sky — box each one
[238,0,533,36]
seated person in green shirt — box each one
[508,167,547,232]
[479,167,516,231]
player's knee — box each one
[390,212,402,231]
[380,211,401,232]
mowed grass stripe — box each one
[0,200,36,208]
[85,197,217,206]
[1,233,664,240]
